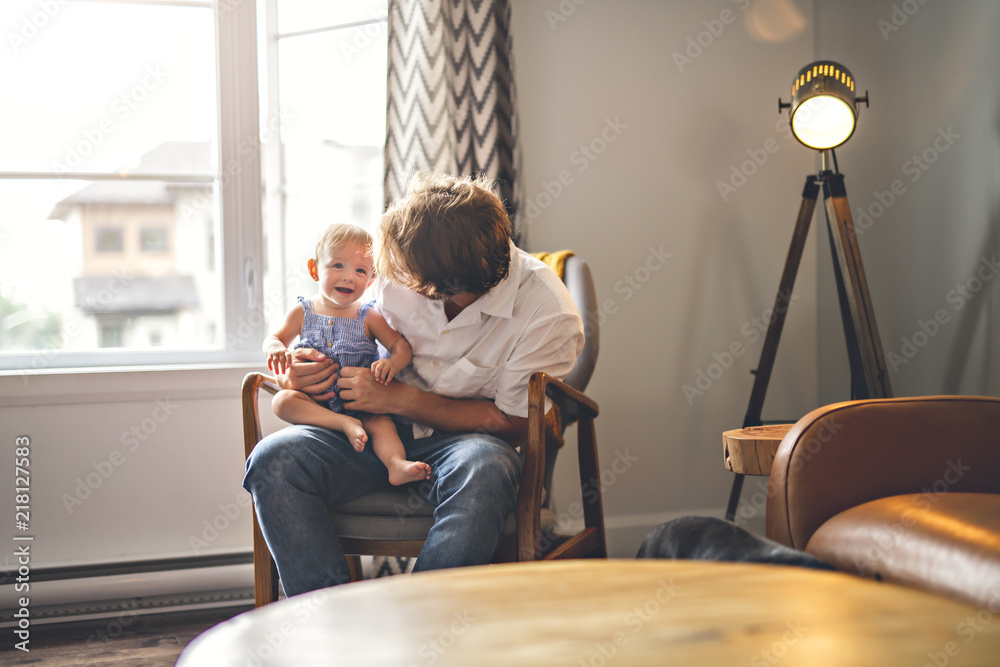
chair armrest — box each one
[517,372,602,560]
[766,395,1000,550]
[241,372,279,459]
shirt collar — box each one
[452,240,520,324]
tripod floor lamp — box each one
[726,61,893,521]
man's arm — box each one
[337,367,529,446]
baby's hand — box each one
[267,349,293,375]
[372,358,395,385]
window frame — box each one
[0,0,265,373]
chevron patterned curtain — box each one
[384,0,521,242]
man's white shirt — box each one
[369,242,585,435]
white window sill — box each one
[0,362,268,406]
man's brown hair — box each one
[375,172,511,298]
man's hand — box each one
[276,347,339,401]
[337,365,407,415]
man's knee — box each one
[459,436,522,490]
[471,436,520,466]
[244,429,303,491]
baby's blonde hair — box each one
[314,223,373,264]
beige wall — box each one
[512,0,1000,553]
[812,0,1000,403]
[512,0,819,548]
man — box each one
[244,172,584,596]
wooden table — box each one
[178,559,1000,666]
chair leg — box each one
[251,508,279,606]
[347,555,364,582]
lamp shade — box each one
[785,61,861,150]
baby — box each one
[263,223,431,485]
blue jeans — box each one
[243,423,522,597]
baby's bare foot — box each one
[388,460,432,486]
[345,419,368,452]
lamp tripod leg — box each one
[725,473,744,523]
[822,173,893,399]
[742,175,821,429]
[725,175,819,523]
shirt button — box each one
[434,359,441,367]
[443,330,451,335]
[328,320,333,325]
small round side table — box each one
[723,423,793,520]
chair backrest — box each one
[562,255,599,393]
[766,395,1000,549]
[556,255,599,428]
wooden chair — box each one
[242,256,605,606]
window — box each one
[140,227,168,254]
[95,227,124,253]
[0,0,388,371]
[259,0,388,338]
[0,0,223,366]
[99,321,124,349]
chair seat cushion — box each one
[805,492,1000,609]
[329,489,555,541]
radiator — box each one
[0,558,255,625]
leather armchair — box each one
[766,395,1000,609]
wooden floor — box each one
[5,604,254,666]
